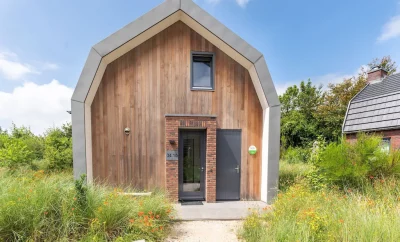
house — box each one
[343,67,400,151]
[71,0,280,203]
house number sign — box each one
[166,150,179,160]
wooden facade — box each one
[91,21,263,199]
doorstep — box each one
[173,201,269,221]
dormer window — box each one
[191,52,215,91]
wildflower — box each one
[129,219,134,223]
[104,201,109,206]
[369,175,374,179]
[138,211,144,216]
[72,208,75,211]
[148,211,153,215]
[156,215,160,219]
[73,197,77,201]
[44,211,48,215]
[339,219,344,224]
[166,209,171,214]
[159,226,164,231]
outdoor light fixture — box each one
[124,128,131,135]
[169,140,176,145]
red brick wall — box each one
[165,116,217,202]
[345,129,400,150]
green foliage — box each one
[315,133,400,187]
[368,55,397,75]
[9,123,45,160]
[280,80,322,148]
[0,137,34,169]
[279,161,313,191]
[281,146,310,164]
[0,169,174,241]
[280,56,398,147]
[43,123,73,171]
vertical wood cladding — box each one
[91,21,263,199]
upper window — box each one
[191,52,214,90]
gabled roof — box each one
[71,0,279,109]
[343,73,400,133]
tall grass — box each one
[0,169,173,241]
[241,176,400,242]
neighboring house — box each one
[343,67,400,151]
[71,0,280,203]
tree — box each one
[315,72,367,141]
[368,56,397,75]
[280,80,323,148]
[315,56,397,142]
[43,123,73,171]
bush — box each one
[43,123,73,171]
[0,137,35,169]
[281,146,310,164]
[0,169,174,241]
[241,180,400,242]
[315,133,400,187]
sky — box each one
[0,0,400,134]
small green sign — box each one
[248,145,257,155]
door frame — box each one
[178,129,206,201]
[216,129,242,201]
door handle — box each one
[235,165,240,174]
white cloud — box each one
[0,80,73,134]
[0,52,38,80]
[236,0,250,7]
[377,15,400,42]
[276,66,367,95]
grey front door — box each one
[179,130,206,201]
[216,129,241,200]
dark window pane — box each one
[192,54,213,89]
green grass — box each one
[0,168,174,241]
[241,163,400,242]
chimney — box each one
[367,66,388,84]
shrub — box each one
[0,169,174,241]
[43,123,73,171]
[315,133,400,187]
[9,124,44,160]
[281,146,310,164]
[0,137,35,169]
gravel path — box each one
[165,220,242,242]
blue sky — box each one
[0,0,399,133]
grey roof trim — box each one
[180,0,262,63]
[351,90,400,104]
[342,84,370,133]
[93,0,180,57]
[343,125,400,134]
[71,0,279,107]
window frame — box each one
[382,137,391,153]
[190,51,215,91]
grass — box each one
[0,168,174,241]
[241,161,400,242]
